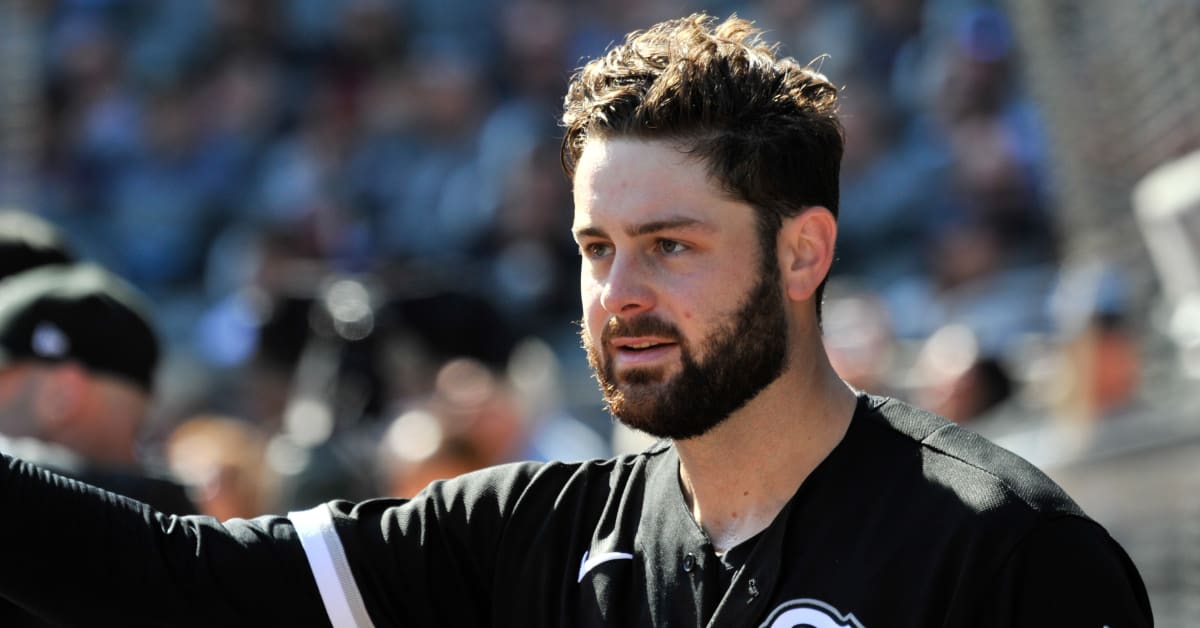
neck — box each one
[674,347,856,553]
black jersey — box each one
[0,395,1152,626]
[0,436,198,627]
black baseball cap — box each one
[0,264,160,392]
[0,210,76,280]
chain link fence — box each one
[1005,0,1200,305]
[1003,1,1200,624]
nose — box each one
[599,252,655,316]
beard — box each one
[582,264,789,440]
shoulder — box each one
[843,397,1151,622]
[334,442,676,524]
[854,394,1085,520]
[452,442,676,512]
[982,515,1153,625]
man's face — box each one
[0,365,40,436]
[573,138,789,440]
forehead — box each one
[571,138,747,232]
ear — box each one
[777,206,837,303]
[32,363,89,430]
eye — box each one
[581,242,613,259]
[656,239,687,255]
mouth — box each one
[610,337,679,368]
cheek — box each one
[580,275,601,312]
[580,280,605,333]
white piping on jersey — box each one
[289,504,377,628]
[577,550,634,582]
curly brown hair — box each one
[560,13,843,316]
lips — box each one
[596,315,684,370]
[610,337,679,368]
[614,338,674,350]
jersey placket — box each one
[702,420,851,628]
[704,506,787,628]
[635,448,724,627]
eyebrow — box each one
[573,216,714,240]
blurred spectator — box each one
[566,0,688,64]
[856,0,928,88]
[428,356,530,467]
[377,407,487,498]
[910,323,1014,424]
[379,287,520,377]
[746,0,859,79]
[330,0,411,74]
[478,139,580,338]
[407,0,499,59]
[1047,264,1143,425]
[939,115,1055,272]
[428,353,608,468]
[822,284,901,396]
[0,265,197,542]
[165,414,278,519]
[40,11,142,255]
[371,51,493,262]
[505,337,609,463]
[1054,311,1142,424]
[105,80,231,293]
[208,0,286,58]
[988,263,1149,470]
[126,0,211,87]
[193,51,282,212]
[834,78,944,285]
[475,0,572,230]
[250,73,363,263]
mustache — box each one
[599,315,682,344]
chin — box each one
[609,387,735,441]
[613,408,734,441]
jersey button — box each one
[682,553,696,572]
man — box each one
[0,263,195,513]
[0,14,1150,627]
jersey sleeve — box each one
[299,461,559,627]
[979,514,1154,626]
[0,453,330,626]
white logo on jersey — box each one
[759,598,864,628]
[577,550,634,582]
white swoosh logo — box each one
[577,550,634,582]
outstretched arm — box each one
[0,454,332,627]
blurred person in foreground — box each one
[0,14,1150,627]
[1,212,193,512]
[0,263,195,514]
